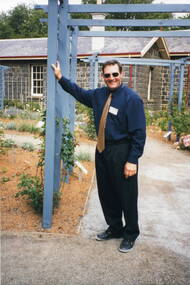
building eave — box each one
[0,56,47,61]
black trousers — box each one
[95,141,139,242]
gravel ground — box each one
[1,136,190,285]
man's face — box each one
[102,64,123,91]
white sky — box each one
[0,0,189,14]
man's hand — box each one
[124,162,137,178]
[51,61,62,80]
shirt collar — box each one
[107,83,123,96]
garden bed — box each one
[0,146,95,235]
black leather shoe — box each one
[119,239,135,253]
[96,228,123,241]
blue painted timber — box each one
[83,57,190,67]
[0,65,8,110]
[178,63,185,111]
[79,30,190,37]
[55,0,71,186]
[69,26,78,132]
[68,19,190,27]
[68,4,190,13]
[42,0,58,229]
[168,64,176,134]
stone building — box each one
[0,36,189,110]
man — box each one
[51,60,146,253]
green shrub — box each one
[15,174,44,214]
[15,174,60,214]
[21,142,35,152]
[145,109,154,126]
[171,107,190,136]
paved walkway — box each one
[2,136,190,285]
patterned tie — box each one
[97,93,112,153]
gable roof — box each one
[0,36,189,60]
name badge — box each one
[109,106,118,115]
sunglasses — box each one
[103,72,120,79]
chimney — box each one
[90,0,105,53]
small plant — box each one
[60,118,77,179]
[16,174,60,214]
[17,123,40,134]
[75,102,96,140]
[1,138,17,148]
[21,142,35,152]
[0,176,10,183]
[16,174,44,214]
[0,122,5,129]
[75,152,91,161]
[6,122,17,130]
[0,129,5,154]
[85,108,96,140]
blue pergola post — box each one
[167,63,176,139]
[53,0,71,189]
[178,62,185,112]
[0,65,9,110]
[69,26,79,133]
[89,53,99,89]
[42,0,58,229]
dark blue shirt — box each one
[59,76,146,164]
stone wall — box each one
[1,60,47,106]
[2,57,189,111]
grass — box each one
[75,152,91,161]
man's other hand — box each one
[124,162,137,178]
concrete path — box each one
[1,136,190,285]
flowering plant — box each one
[179,135,190,150]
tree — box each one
[0,5,48,39]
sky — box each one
[0,0,189,14]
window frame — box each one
[31,64,44,97]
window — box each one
[31,65,44,97]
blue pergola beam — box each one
[68,19,190,27]
[85,57,190,66]
[69,4,190,13]
[78,30,190,37]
